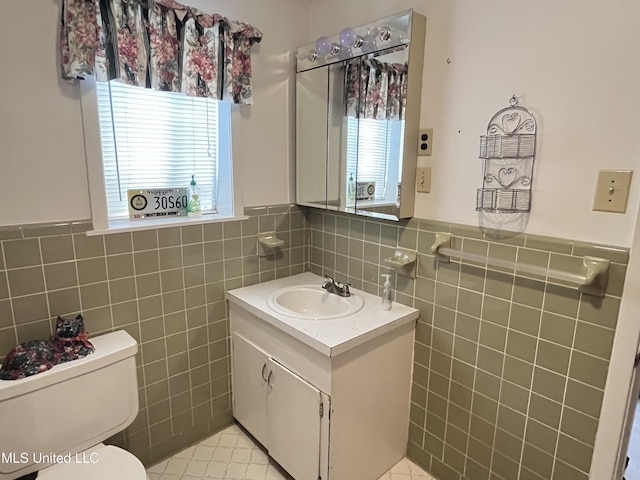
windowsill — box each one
[86,212,248,236]
[345,200,397,207]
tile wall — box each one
[0,204,631,479]
[0,205,306,465]
[306,210,629,480]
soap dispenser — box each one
[381,274,392,311]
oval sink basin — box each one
[267,285,364,320]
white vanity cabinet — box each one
[231,332,327,480]
[227,272,419,480]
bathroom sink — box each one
[267,285,364,320]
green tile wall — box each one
[0,205,306,465]
[1,205,629,477]
[306,210,628,480]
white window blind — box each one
[346,117,405,200]
[96,81,223,220]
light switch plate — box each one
[592,170,633,213]
[416,167,431,193]
[418,128,433,156]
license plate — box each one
[127,188,189,220]
[356,182,375,201]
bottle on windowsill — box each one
[348,172,355,202]
[188,174,201,217]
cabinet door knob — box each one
[261,363,268,382]
[267,370,274,389]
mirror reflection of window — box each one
[345,118,404,204]
[344,52,407,207]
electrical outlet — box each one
[418,128,433,156]
[416,167,431,193]
[592,170,633,213]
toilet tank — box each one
[0,330,139,480]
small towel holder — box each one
[258,232,285,256]
[383,248,417,278]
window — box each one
[94,80,232,223]
[345,117,405,203]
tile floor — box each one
[147,424,436,480]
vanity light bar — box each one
[295,10,413,72]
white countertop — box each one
[226,272,419,357]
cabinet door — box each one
[296,67,329,210]
[267,358,322,480]
[231,333,269,446]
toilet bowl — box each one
[36,443,149,480]
[0,331,148,480]
[35,444,148,480]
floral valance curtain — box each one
[59,0,262,104]
[345,59,408,121]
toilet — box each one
[0,330,148,480]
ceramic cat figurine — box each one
[0,315,94,380]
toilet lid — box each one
[37,444,147,480]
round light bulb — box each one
[339,28,357,48]
[315,36,331,56]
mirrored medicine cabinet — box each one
[295,10,426,221]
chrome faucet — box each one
[322,276,351,297]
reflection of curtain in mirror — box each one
[344,60,407,120]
